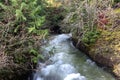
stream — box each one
[33,34,115,80]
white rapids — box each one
[33,34,115,80]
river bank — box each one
[58,1,120,79]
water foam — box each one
[49,33,72,45]
[64,73,86,80]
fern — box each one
[15,9,26,21]
[0,3,7,10]
[0,0,49,63]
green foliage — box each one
[69,13,78,23]
[114,0,120,3]
[30,48,44,63]
[61,0,114,45]
[46,7,66,26]
[82,29,101,45]
[0,0,48,36]
[0,0,49,67]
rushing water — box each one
[33,34,115,80]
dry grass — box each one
[0,45,14,69]
[60,0,116,35]
[46,0,62,7]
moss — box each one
[90,30,120,55]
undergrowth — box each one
[61,0,117,45]
[0,0,48,71]
[0,1,66,79]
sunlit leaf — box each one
[28,26,36,33]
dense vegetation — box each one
[0,0,120,80]
[60,0,119,46]
[0,0,66,79]
[0,0,55,80]
[0,0,48,65]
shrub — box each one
[82,29,101,45]
[0,0,48,67]
[61,0,114,45]
[114,0,120,3]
